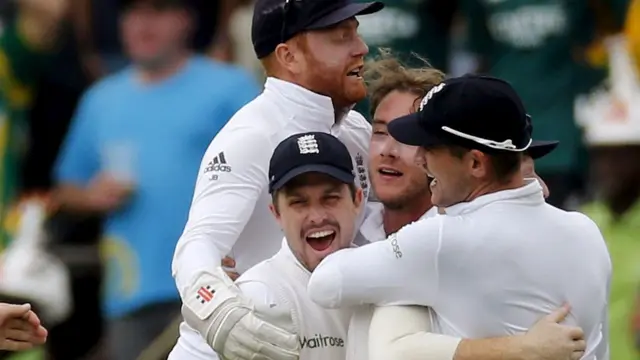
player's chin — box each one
[375,188,406,206]
[343,82,367,104]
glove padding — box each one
[182,267,299,360]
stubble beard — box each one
[378,182,431,211]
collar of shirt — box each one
[444,179,544,216]
[279,236,313,276]
[263,77,349,130]
[358,202,438,244]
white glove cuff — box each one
[181,267,250,347]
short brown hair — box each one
[364,48,445,118]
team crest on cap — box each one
[297,134,319,154]
[419,83,445,110]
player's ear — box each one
[274,36,306,75]
[269,202,282,225]
[468,149,488,179]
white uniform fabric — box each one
[309,180,612,359]
[346,202,438,360]
[234,239,354,360]
[170,77,371,359]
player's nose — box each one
[307,206,329,224]
[380,137,399,158]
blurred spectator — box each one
[459,0,628,209]
[0,0,67,249]
[52,0,259,358]
[74,0,246,77]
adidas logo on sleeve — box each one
[204,152,232,180]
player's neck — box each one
[382,198,433,236]
[334,106,350,124]
[466,173,525,203]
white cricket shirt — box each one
[347,202,438,360]
[170,77,371,359]
[309,180,611,359]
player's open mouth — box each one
[347,66,363,79]
[306,229,337,252]
[378,166,403,179]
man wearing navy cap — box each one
[230,131,364,360]
[308,74,611,360]
[170,0,383,359]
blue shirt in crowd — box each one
[55,56,260,318]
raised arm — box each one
[172,128,271,295]
[174,128,298,360]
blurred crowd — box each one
[0,0,638,359]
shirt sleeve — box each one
[53,90,100,185]
[172,127,272,296]
[307,216,444,308]
[368,305,460,360]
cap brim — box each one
[387,113,445,148]
[270,164,355,193]
[306,2,385,30]
[527,140,559,160]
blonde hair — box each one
[364,48,445,118]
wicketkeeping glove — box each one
[182,267,299,360]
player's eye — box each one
[288,199,306,206]
[324,194,342,203]
[372,125,388,137]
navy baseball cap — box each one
[388,74,533,154]
[252,0,384,59]
[269,132,355,193]
[528,140,559,159]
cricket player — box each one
[348,54,574,360]
[308,74,611,360]
[233,131,364,360]
[169,0,384,359]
